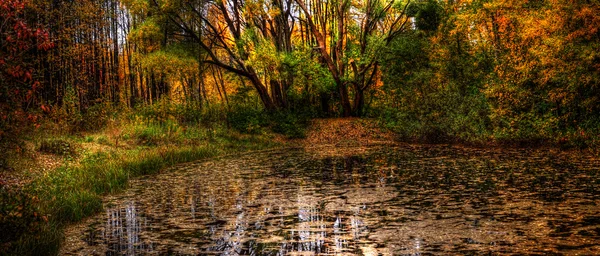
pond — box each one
[62,145,600,255]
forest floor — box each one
[294,118,397,147]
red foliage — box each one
[1,0,54,79]
[0,0,54,133]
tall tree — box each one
[295,0,411,116]
[124,0,300,111]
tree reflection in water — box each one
[63,146,600,255]
[102,202,152,255]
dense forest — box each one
[1,0,599,254]
[1,0,598,144]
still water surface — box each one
[62,145,600,255]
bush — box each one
[136,97,177,124]
[96,135,111,145]
[227,106,266,134]
[80,101,115,131]
[174,102,204,124]
[376,81,490,144]
[269,111,308,139]
[225,106,309,138]
[38,139,77,156]
[377,31,492,143]
[83,136,94,143]
[0,184,46,252]
[134,98,228,126]
[131,121,182,146]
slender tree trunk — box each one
[296,0,351,116]
[216,67,230,107]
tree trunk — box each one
[270,80,287,108]
[248,72,276,111]
[352,88,365,117]
[320,92,330,115]
[338,82,352,117]
[296,0,352,116]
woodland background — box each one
[1,0,599,145]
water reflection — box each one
[62,146,600,255]
[99,202,153,255]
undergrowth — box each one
[0,102,286,256]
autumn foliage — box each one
[1,0,53,139]
[0,0,598,144]
[379,0,600,146]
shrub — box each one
[131,121,182,146]
[227,106,266,134]
[80,101,115,131]
[136,97,179,124]
[0,184,46,252]
[174,102,204,124]
[269,111,308,139]
[83,136,94,143]
[38,139,77,156]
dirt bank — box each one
[296,118,396,147]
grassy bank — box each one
[0,112,286,255]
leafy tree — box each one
[123,0,298,111]
[296,0,413,116]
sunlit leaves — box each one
[444,0,600,139]
[129,20,162,52]
[121,0,149,15]
[246,37,283,78]
[392,0,410,11]
[140,46,199,79]
[286,46,336,94]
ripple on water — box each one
[61,145,600,255]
